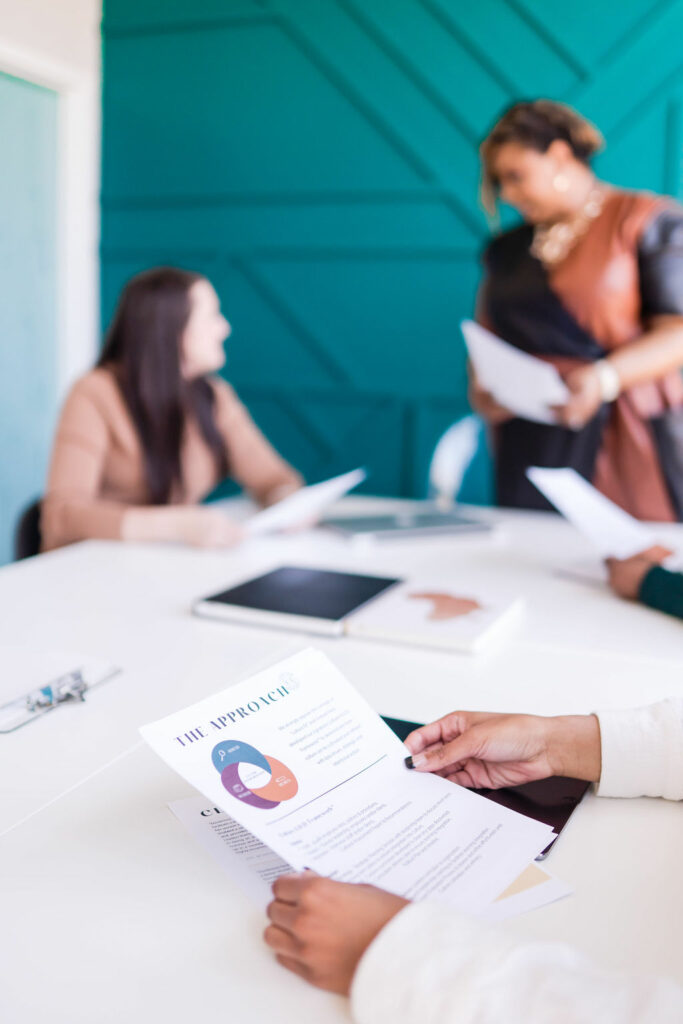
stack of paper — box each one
[141,649,557,916]
[169,794,571,921]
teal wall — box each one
[101,0,683,500]
[0,72,57,563]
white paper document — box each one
[526,467,656,558]
[169,796,292,906]
[245,468,367,537]
[169,794,571,919]
[142,649,553,914]
[462,319,569,425]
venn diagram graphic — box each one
[212,740,299,810]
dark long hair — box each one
[98,267,228,504]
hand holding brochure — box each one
[141,649,553,914]
[245,468,366,537]
[462,320,569,425]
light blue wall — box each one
[101,1,683,501]
[0,71,57,563]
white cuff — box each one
[596,699,683,800]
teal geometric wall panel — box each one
[102,0,683,499]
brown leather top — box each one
[547,190,683,521]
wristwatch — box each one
[594,360,621,403]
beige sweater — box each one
[41,369,302,551]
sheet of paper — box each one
[169,796,292,907]
[169,794,571,918]
[526,467,656,558]
[245,468,367,537]
[141,649,553,914]
[462,320,569,425]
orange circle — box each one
[250,757,299,802]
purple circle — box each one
[220,762,279,809]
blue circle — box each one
[211,739,270,774]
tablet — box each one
[382,716,589,858]
[322,509,492,541]
[193,566,400,636]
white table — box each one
[1,499,682,1023]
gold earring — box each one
[553,173,570,193]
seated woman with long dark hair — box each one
[42,267,303,551]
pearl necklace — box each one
[530,187,605,266]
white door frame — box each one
[0,39,100,396]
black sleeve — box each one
[482,224,534,274]
[638,204,683,317]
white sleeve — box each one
[596,698,683,800]
[351,902,683,1024]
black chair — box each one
[14,498,42,560]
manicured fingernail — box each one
[404,755,414,769]
[404,754,426,769]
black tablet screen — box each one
[207,566,399,622]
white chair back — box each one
[428,414,483,506]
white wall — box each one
[0,0,102,395]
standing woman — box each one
[473,100,683,520]
[41,267,302,550]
